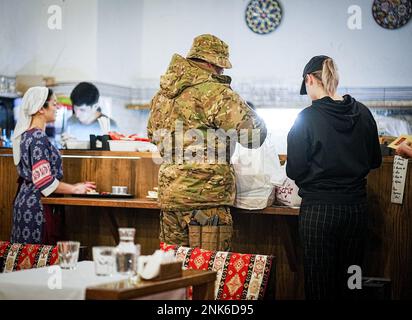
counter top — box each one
[42,196,160,209]
[0,148,160,159]
[42,196,300,215]
[0,148,403,164]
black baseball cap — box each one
[300,55,330,95]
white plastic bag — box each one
[231,133,286,210]
[275,163,302,207]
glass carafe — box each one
[115,228,140,276]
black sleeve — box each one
[369,115,382,169]
[286,113,312,185]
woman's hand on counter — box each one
[54,181,96,194]
[72,181,96,194]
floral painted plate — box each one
[372,0,412,29]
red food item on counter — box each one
[129,134,150,142]
[108,131,150,142]
[108,131,125,140]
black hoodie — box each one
[286,94,382,205]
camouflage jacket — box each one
[148,54,266,211]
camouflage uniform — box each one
[148,34,267,248]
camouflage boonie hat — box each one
[186,34,232,69]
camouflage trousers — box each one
[159,206,233,250]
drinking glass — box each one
[92,246,116,276]
[57,241,80,270]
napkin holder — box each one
[155,261,182,281]
[90,134,110,150]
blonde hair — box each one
[312,58,339,96]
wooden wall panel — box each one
[62,157,138,195]
[63,207,160,255]
[364,159,412,299]
[134,157,160,198]
[0,154,18,242]
[231,213,305,299]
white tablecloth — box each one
[0,261,129,300]
[0,261,186,300]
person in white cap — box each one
[11,87,95,244]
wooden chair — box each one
[0,241,59,272]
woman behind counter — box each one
[11,87,95,244]
[286,56,382,300]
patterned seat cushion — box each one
[0,241,58,273]
[160,242,275,300]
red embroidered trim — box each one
[36,176,53,189]
[32,160,52,189]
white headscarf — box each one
[12,86,49,165]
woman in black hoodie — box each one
[287,56,381,300]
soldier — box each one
[147,34,266,250]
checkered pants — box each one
[299,203,367,300]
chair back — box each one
[161,242,276,300]
[0,241,59,273]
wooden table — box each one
[86,269,217,300]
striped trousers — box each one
[299,203,367,300]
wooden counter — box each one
[42,197,161,209]
[42,196,299,215]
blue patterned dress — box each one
[11,128,63,244]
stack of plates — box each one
[66,140,90,150]
[108,140,158,152]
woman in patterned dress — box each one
[11,87,96,244]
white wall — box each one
[97,0,143,87]
[36,0,98,82]
[0,0,98,81]
[140,0,412,87]
[0,0,38,76]
[1,0,412,87]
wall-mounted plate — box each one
[245,0,282,35]
[372,0,412,29]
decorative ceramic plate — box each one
[372,0,412,29]
[245,0,282,34]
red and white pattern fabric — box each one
[160,242,178,252]
[32,160,53,190]
[160,242,274,300]
[0,241,58,273]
